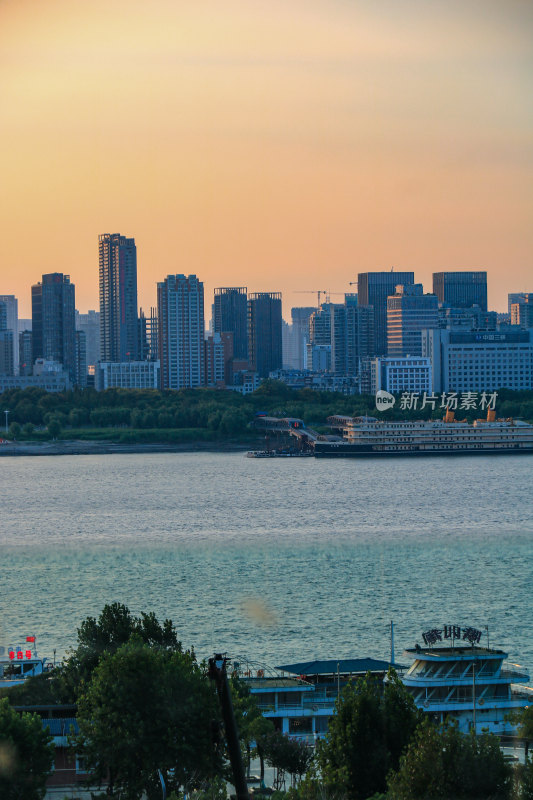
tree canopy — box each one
[58,602,183,702]
[317,670,422,800]
[387,719,512,800]
[2,384,532,443]
[76,638,221,799]
[0,697,54,800]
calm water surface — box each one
[1,453,532,671]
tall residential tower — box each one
[31,273,76,382]
[99,233,139,361]
[213,287,248,360]
[247,292,282,378]
[157,274,205,390]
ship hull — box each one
[314,443,533,458]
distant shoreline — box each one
[0,439,257,457]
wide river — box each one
[1,452,532,673]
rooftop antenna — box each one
[390,620,395,666]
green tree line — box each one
[2,383,533,442]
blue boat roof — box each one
[276,658,398,675]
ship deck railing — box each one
[407,669,529,682]
[258,700,336,712]
[415,697,525,707]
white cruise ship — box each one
[401,625,532,735]
[315,409,533,457]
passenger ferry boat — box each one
[0,636,51,687]
[237,657,398,743]
[235,624,531,744]
[401,625,532,735]
[315,409,533,457]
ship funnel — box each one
[487,408,496,422]
[444,409,455,423]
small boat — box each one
[246,450,312,458]
[0,636,51,688]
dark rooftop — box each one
[275,658,400,676]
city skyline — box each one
[1,0,532,318]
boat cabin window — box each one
[1,663,23,677]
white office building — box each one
[422,329,533,393]
[370,356,432,395]
[96,360,160,391]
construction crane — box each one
[294,289,328,306]
[294,290,344,307]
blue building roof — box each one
[275,658,399,676]
[42,717,79,736]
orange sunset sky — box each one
[1,0,532,319]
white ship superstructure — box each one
[316,410,533,456]
[402,625,532,735]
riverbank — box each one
[0,438,258,456]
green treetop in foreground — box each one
[58,601,184,703]
[75,639,221,799]
[316,671,422,800]
[0,697,54,800]
[387,718,513,800]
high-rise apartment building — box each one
[76,310,101,369]
[138,307,159,361]
[0,301,14,375]
[31,273,76,382]
[330,295,375,376]
[357,271,415,356]
[0,296,18,374]
[204,332,226,387]
[75,330,87,387]
[508,293,523,316]
[387,284,439,357]
[213,287,248,361]
[99,233,139,361]
[247,292,282,378]
[306,304,332,372]
[157,274,205,390]
[289,307,315,369]
[510,294,533,328]
[19,330,33,376]
[432,271,487,312]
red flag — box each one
[26,636,35,643]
